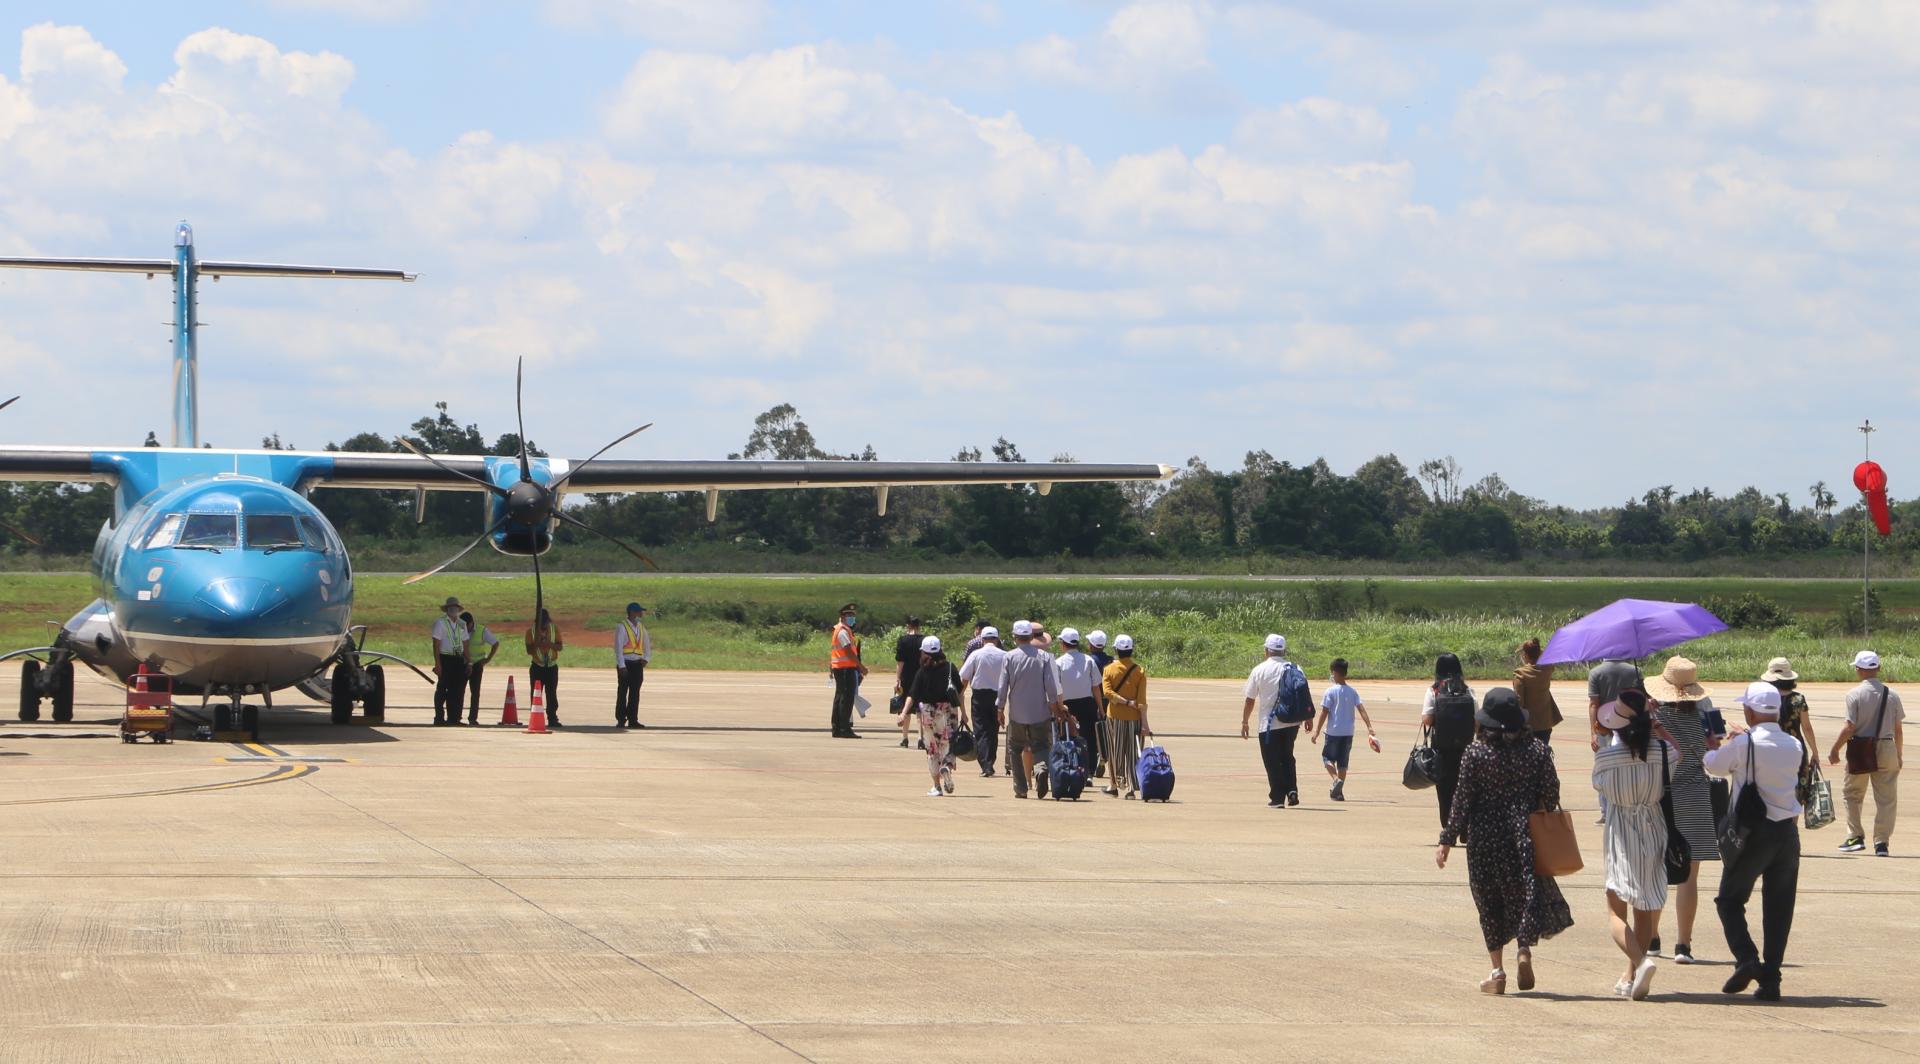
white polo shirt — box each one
[1055,650,1102,701]
[431,615,468,656]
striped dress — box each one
[1592,742,1669,911]
[1656,705,1720,862]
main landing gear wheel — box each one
[364,664,386,723]
[17,660,40,722]
[49,660,73,723]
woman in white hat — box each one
[902,636,963,796]
[1646,656,1718,965]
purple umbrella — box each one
[1538,598,1729,666]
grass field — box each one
[2,572,1914,683]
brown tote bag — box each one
[1530,807,1584,877]
[1846,688,1890,776]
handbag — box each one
[1530,806,1584,876]
[1716,736,1767,861]
[1801,761,1835,831]
[1658,742,1693,885]
[951,726,978,761]
[1845,687,1890,775]
[1402,728,1439,790]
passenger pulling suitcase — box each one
[1046,719,1088,801]
[1135,738,1174,802]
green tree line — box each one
[0,402,1907,564]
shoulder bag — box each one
[1530,802,1584,877]
[1402,726,1439,790]
[1716,736,1767,861]
[1658,742,1693,884]
[1845,687,1891,776]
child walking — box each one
[1310,658,1378,801]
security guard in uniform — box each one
[428,597,469,726]
[614,602,650,728]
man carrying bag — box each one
[1829,650,1904,857]
[1705,683,1805,1002]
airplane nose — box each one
[194,577,291,620]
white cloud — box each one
[20,23,125,104]
[1017,1,1223,98]
[543,0,767,49]
[1233,97,1390,159]
[164,28,355,107]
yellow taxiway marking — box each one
[222,741,349,765]
[0,763,318,806]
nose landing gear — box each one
[16,652,75,722]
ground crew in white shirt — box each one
[1706,682,1805,1002]
[614,602,651,729]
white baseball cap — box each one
[1087,630,1108,648]
[1012,620,1035,637]
[1264,633,1287,654]
[1736,681,1782,715]
[1854,650,1882,671]
[1113,634,1135,652]
[980,626,999,640]
[920,635,942,655]
[1059,627,1081,646]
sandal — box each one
[1479,969,1506,995]
[1516,951,1535,992]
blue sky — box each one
[0,1,1913,510]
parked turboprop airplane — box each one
[0,224,1171,731]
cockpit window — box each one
[143,514,184,550]
[298,517,334,553]
[177,513,238,549]
[246,514,305,551]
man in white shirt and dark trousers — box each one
[1240,634,1305,807]
[614,602,651,729]
[958,626,1006,777]
[1707,682,1806,1002]
[1055,628,1105,776]
[1829,650,1904,856]
[428,597,468,727]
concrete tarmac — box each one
[0,669,1912,1063]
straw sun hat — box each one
[1647,656,1708,702]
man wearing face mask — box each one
[828,603,868,738]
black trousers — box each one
[529,663,559,719]
[615,660,646,724]
[1434,742,1469,828]
[433,655,467,724]
[1066,697,1101,769]
[830,668,859,734]
[1716,817,1800,983]
[465,662,486,718]
[971,689,1000,773]
[1259,727,1300,804]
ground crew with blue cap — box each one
[614,602,650,729]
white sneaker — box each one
[942,773,955,795]
[1630,958,1657,1000]
[926,787,943,797]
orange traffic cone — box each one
[524,680,550,734]
[499,675,521,726]
[134,665,149,692]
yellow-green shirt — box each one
[1102,659,1147,721]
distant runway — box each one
[0,668,1911,1062]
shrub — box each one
[938,585,989,629]
[1701,592,1794,630]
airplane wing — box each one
[0,447,1172,496]
[0,257,414,281]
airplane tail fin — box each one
[0,222,413,447]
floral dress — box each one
[1440,736,1576,952]
[909,661,961,782]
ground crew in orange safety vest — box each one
[614,602,650,729]
[829,602,867,738]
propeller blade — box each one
[0,395,17,413]
[531,537,545,626]
[555,510,658,570]
[550,422,653,491]
[514,357,532,482]
[402,515,509,585]
[395,436,509,496]
[0,515,42,547]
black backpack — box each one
[1430,678,1476,749]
